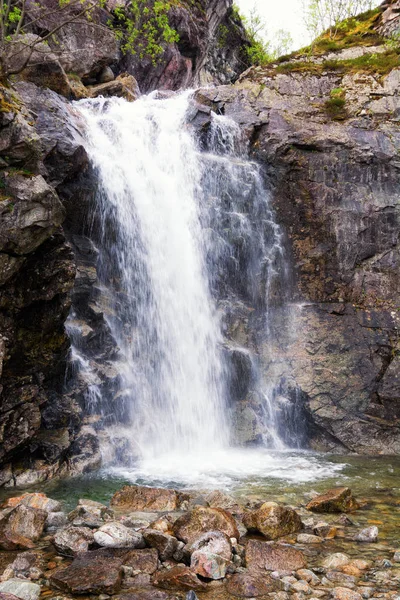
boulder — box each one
[226,572,278,597]
[243,502,303,540]
[245,540,307,572]
[152,566,206,592]
[355,526,378,542]
[306,488,359,513]
[297,533,323,544]
[188,531,232,580]
[68,498,114,528]
[142,529,179,561]
[172,507,240,543]
[45,512,68,529]
[0,505,47,550]
[204,490,240,511]
[111,485,180,511]
[122,548,159,574]
[88,74,140,101]
[0,580,40,600]
[53,525,94,556]
[93,522,145,549]
[50,548,126,595]
[1,493,61,513]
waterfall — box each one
[69,90,307,483]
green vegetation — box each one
[325,87,346,120]
[111,1,179,65]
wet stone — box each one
[111,485,180,511]
[243,502,303,540]
[355,526,378,543]
[322,553,351,569]
[226,571,278,597]
[172,507,240,543]
[245,540,307,572]
[297,533,323,544]
[306,488,359,514]
[331,588,363,600]
[143,529,179,560]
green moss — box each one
[325,88,347,120]
[299,8,382,57]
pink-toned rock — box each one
[245,540,307,572]
[188,531,232,579]
[0,505,47,550]
[110,485,180,511]
[331,587,362,600]
[172,507,240,543]
[1,493,61,513]
[243,502,303,540]
[152,566,206,591]
[226,572,278,597]
[122,548,159,574]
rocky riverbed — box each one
[0,484,399,600]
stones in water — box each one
[93,522,145,549]
[114,591,171,600]
[53,525,94,556]
[111,486,181,512]
[306,488,359,513]
[172,507,240,543]
[188,531,233,580]
[297,533,322,544]
[331,588,363,600]
[355,526,378,543]
[152,566,206,592]
[45,512,67,530]
[245,540,306,572]
[225,572,278,597]
[0,505,47,550]
[322,553,351,569]
[0,580,40,600]
[50,548,126,595]
[243,502,303,540]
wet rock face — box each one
[193,53,400,454]
[0,81,87,485]
[243,502,303,540]
[306,488,360,514]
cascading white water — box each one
[77,92,229,461]
[68,91,344,486]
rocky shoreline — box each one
[0,485,399,600]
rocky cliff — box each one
[193,2,400,454]
[1,0,400,487]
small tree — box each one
[0,0,180,79]
[302,0,376,40]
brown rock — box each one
[0,505,47,550]
[226,572,277,597]
[110,485,179,511]
[50,548,126,594]
[142,529,179,561]
[0,493,60,513]
[331,588,362,600]
[172,507,240,543]
[53,525,94,556]
[123,548,159,574]
[243,502,303,540]
[306,488,359,513]
[152,566,206,591]
[245,540,306,572]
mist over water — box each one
[70,91,344,487]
